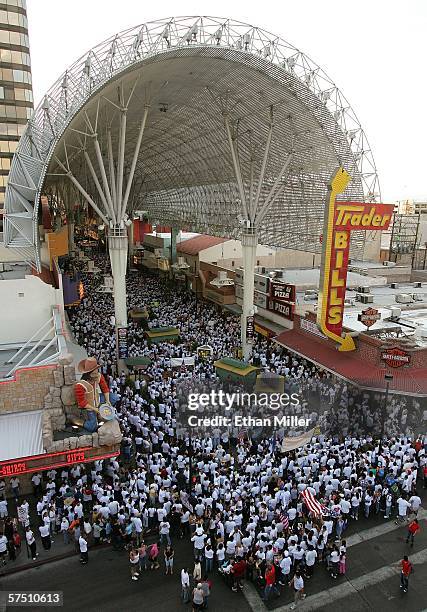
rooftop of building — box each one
[177,234,228,256]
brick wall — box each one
[0,365,56,414]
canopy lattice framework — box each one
[3,16,380,269]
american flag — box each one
[301,489,329,517]
[279,511,289,530]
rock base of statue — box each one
[98,419,122,446]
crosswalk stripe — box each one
[243,547,427,612]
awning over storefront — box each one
[274,330,427,396]
[0,410,43,461]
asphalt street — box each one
[1,490,427,612]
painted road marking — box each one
[242,511,427,612]
[243,547,427,612]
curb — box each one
[0,543,112,577]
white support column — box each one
[241,229,258,361]
[108,227,128,363]
[128,221,134,266]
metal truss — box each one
[3,16,380,270]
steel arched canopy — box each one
[3,16,380,269]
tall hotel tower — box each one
[0,0,33,231]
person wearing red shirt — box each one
[263,562,280,602]
[400,555,413,592]
[231,557,247,592]
[406,519,421,547]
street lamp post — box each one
[381,373,394,438]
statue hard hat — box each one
[77,357,100,374]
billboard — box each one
[317,167,394,352]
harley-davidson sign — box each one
[270,282,295,303]
[358,307,381,329]
[381,347,411,368]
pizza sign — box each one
[358,307,381,329]
[268,299,294,320]
[270,282,295,303]
[381,347,411,368]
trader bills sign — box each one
[317,167,394,352]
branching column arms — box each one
[107,129,117,212]
[223,112,250,223]
[93,137,117,225]
[120,103,150,221]
[116,104,127,220]
[54,155,109,227]
[252,106,274,222]
[83,149,115,224]
[255,150,294,227]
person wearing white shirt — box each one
[304,546,317,578]
[60,517,70,544]
[79,535,88,564]
[191,528,206,560]
[396,497,411,524]
[408,494,422,516]
[0,499,7,519]
[181,568,190,603]
[39,524,51,550]
[0,532,8,565]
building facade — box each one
[0,0,32,231]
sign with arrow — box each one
[317,167,394,351]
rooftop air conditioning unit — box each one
[395,293,413,304]
[360,294,374,304]
[344,298,356,306]
[413,282,422,288]
[304,290,318,301]
[210,271,234,287]
[390,307,401,319]
[357,286,370,293]
[171,256,190,271]
[390,282,399,289]
[414,325,427,340]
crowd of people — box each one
[0,253,426,608]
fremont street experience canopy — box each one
[3,16,380,358]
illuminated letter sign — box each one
[317,168,394,351]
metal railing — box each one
[2,306,66,379]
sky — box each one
[26,0,427,203]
